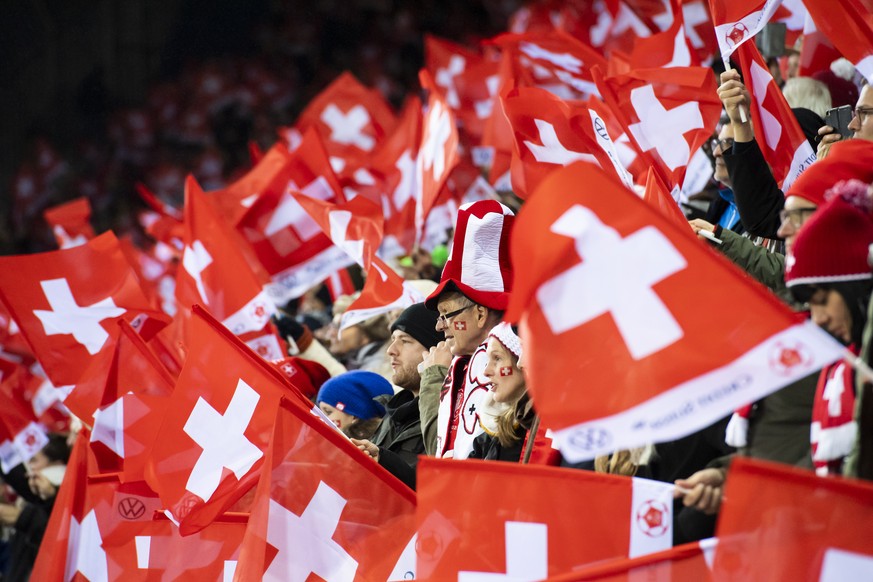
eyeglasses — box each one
[854,107,873,124]
[778,207,816,229]
[710,137,735,153]
[437,304,474,328]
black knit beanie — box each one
[390,302,442,349]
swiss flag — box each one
[293,71,396,161]
[0,232,169,386]
[234,131,355,303]
[624,0,699,70]
[798,12,843,77]
[642,167,693,233]
[0,367,49,472]
[490,30,606,101]
[101,514,246,580]
[235,399,416,581]
[66,320,175,482]
[43,197,95,249]
[594,64,721,190]
[505,162,845,462]
[502,86,635,198]
[680,1,721,65]
[176,176,276,337]
[32,433,165,582]
[295,192,424,330]
[544,539,717,581]
[706,0,786,63]
[803,0,873,85]
[416,458,675,579]
[145,306,307,534]
[416,71,460,242]
[135,182,183,222]
[713,458,873,578]
[735,40,817,190]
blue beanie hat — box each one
[316,370,393,420]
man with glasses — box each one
[819,84,873,155]
[417,200,515,460]
[703,118,745,236]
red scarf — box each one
[811,348,858,476]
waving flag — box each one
[43,197,95,249]
[505,162,845,462]
[235,399,416,582]
[502,86,634,197]
[0,368,50,472]
[735,40,817,190]
[707,0,786,64]
[625,0,699,69]
[0,232,168,386]
[145,307,306,534]
[803,0,873,85]
[417,458,675,580]
[714,458,873,579]
[594,64,721,190]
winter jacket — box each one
[372,390,426,489]
[723,139,785,239]
[419,364,449,457]
[716,228,794,305]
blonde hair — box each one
[493,350,525,448]
[782,77,832,119]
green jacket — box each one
[717,229,794,305]
[419,364,448,457]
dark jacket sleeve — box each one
[1,464,41,505]
[377,448,418,490]
[723,140,785,239]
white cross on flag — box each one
[735,40,817,190]
[707,0,786,63]
[233,134,355,303]
[43,196,96,250]
[505,162,845,462]
[502,86,634,198]
[594,64,722,191]
[0,232,168,386]
[145,306,305,535]
[234,398,416,581]
[295,191,424,330]
[176,176,276,338]
[417,458,675,579]
[803,0,873,86]
[0,374,50,472]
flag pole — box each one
[522,414,541,464]
[844,349,873,384]
[722,59,749,123]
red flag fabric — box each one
[145,306,306,534]
[803,0,873,85]
[713,457,873,579]
[502,86,635,198]
[642,166,694,234]
[66,320,175,481]
[707,0,786,63]
[234,131,355,303]
[295,192,424,329]
[235,399,416,582]
[594,64,721,190]
[626,0,699,70]
[416,458,675,580]
[798,12,843,77]
[176,176,276,336]
[505,162,845,462]
[0,367,49,472]
[735,40,817,190]
[544,539,717,581]
[43,197,95,249]
[0,232,168,386]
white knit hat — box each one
[488,322,522,361]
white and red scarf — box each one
[811,352,858,476]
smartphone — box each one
[825,105,854,140]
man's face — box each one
[849,85,873,141]
[436,295,483,356]
[777,195,817,253]
[386,330,426,391]
[713,124,734,187]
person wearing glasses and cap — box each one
[418,200,515,460]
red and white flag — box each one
[145,307,305,534]
[798,11,843,77]
[295,192,424,330]
[417,458,675,580]
[0,368,49,472]
[713,457,873,579]
[505,162,845,462]
[625,0,699,69]
[0,232,168,386]
[707,0,786,64]
[545,539,717,581]
[235,399,416,582]
[43,197,95,249]
[234,132,355,303]
[176,176,276,336]
[735,40,817,190]
[65,320,175,482]
[502,86,634,198]
[803,0,873,85]
[594,64,721,190]
[642,167,693,233]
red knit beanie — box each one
[786,140,873,206]
[785,180,873,287]
[272,357,331,399]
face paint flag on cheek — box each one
[453,320,467,331]
[500,366,513,377]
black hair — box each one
[42,433,72,465]
[791,280,873,346]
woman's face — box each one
[809,287,853,344]
[482,338,525,403]
[318,402,358,432]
